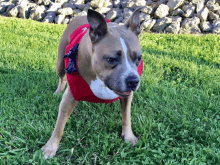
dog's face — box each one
[87,8,143,97]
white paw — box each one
[121,131,138,146]
[41,139,59,159]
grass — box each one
[0,16,220,164]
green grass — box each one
[0,16,220,164]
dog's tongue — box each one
[121,91,131,96]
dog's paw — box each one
[121,131,138,146]
[41,139,59,159]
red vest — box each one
[64,21,143,103]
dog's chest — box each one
[90,77,118,100]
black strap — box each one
[63,44,79,76]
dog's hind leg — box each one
[42,86,78,159]
[54,33,69,94]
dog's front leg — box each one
[42,86,78,159]
[120,92,138,146]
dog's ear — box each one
[87,9,108,43]
[124,7,144,36]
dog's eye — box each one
[136,55,142,65]
[106,57,118,64]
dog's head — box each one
[87,8,143,98]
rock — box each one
[62,2,76,8]
[112,0,120,8]
[114,16,123,23]
[73,8,82,14]
[200,21,213,32]
[127,0,146,9]
[140,13,150,22]
[152,17,172,32]
[55,0,68,3]
[90,0,108,9]
[212,19,220,33]
[216,9,220,15]
[57,7,73,15]
[5,4,15,15]
[182,17,200,29]
[182,3,195,18]
[167,0,183,11]
[55,14,65,24]
[206,0,220,12]
[18,5,30,19]
[62,17,70,24]
[193,0,205,13]
[96,7,111,14]
[0,2,10,13]
[179,26,201,34]
[142,5,153,15]
[76,10,87,16]
[29,5,47,21]
[197,7,209,21]
[76,2,90,10]
[171,16,182,22]
[155,4,169,18]
[106,8,117,20]
[42,11,56,23]
[165,21,181,34]
[123,7,132,19]
[171,8,184,16]
[208,11,219,21]
[142,18,156,30]
[8,5,20,17]
[46,3,62,13]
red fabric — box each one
[64,20,143,103]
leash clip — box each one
[63,44,79,76]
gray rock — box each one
[55,0,68,3]
[208,11,219,21]
[167,0,184,11]
[62,2,75,8]
[29,5,47,21]
[96,7,111,14]
[42,11,56,23]
[179,26,201,34]
[153,17,172,32]
[140,13,150,22]
[165,21,180,34]
[57,7,73,15]
[182,3,195,18]
[8,5,20,17]
[73,8,81,14]
[62,17,70,24]
[155,4,169,18]
[171,16,182,22]
[55,14,65,24]
[193,0,205,13]
[114,16,123,23]
[142,18,156,30]
[200,21,213,32]
[142,5,153,15]
[76,2,90,10]
[197,7,209,21]
[106,8,117,20]
[171,8,184,16]
[18,5,30,19]
[5,4,15,15]
[206,0,220,12]
[46,3,62,13]
[216,9,220,15]
[0,2,10,13]
[112,0,120,8]
[127,0,146,9]
[123,8,132,19]
[90,0,109,9]
[76,10,86,16]
[212,19,220,33]
[182,17,200,29]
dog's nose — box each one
[125,76,139,91]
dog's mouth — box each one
[113,90,132,97]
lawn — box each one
[0,16,220,164]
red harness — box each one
[64,21,143,103]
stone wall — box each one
[0,0,220,34]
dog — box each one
[41,7,144,159]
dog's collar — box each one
[63,43,79,76]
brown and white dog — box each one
[41,7,144,159]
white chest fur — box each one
[90,77,118,100]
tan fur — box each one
[42,8,143,159]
